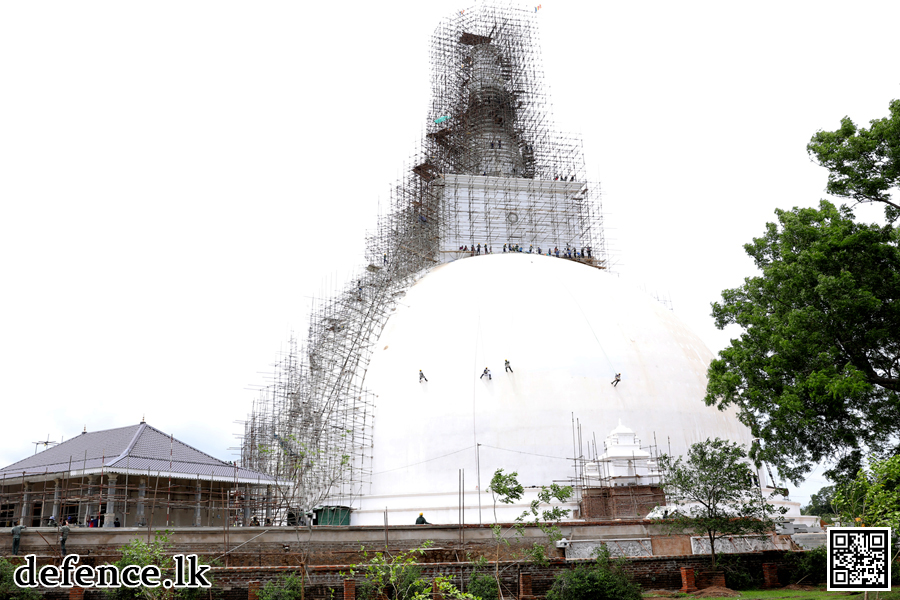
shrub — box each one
[715,554,760,590]
[258,573,305,600]
[466,571,498,600]
[352,545,430,600]
[101,532,218,600]
[783,546,827,585]
[545,547,642,600]
[104,533,174,600]
[357,563,427,600]
[0,557,41,600]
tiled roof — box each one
[0,423,275,483]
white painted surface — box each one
[351,253,756,526]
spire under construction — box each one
[240,4,607,521]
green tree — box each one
[487,468,524,524]
[486,469,572,567]
[832,455,900,532]
[832,455,900,579]
[807,99,900,221]
[800,485,837,521]
[658,438,785,570]
[705,200,900,483]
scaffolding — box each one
[240,4,609,517]
[567,417,666,521]
[0,468,278,530]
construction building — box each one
[0,422,280,528]
[239,4,815,530]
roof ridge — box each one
[109,423,147,467]
[141,424,234,466]
[0,424,141,473]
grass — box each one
[644,587,900,599]
[736,590,897,599]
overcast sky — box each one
[2,1,898,510]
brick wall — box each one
[581,486,666,520]
[6,523,801,598]
[26,552,795,599]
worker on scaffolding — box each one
[480,367,491,380]
[476,243,481,255]
[419,370,428,383]
[529,245,533,253]
[503,243,507,253]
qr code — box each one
[828,527,892,591]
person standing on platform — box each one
[11,521,25,556]
[59,518,70,557]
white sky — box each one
[2,1,898,511]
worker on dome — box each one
[611,373,621,387]
[480,367,491,380]
[416,513,430,525]
[505,360,513,373]
[419,370,428,383]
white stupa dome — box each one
[351,252,757,525]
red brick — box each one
[344,578,356,600]
[762,563,779,588]
[680,567,698,593]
